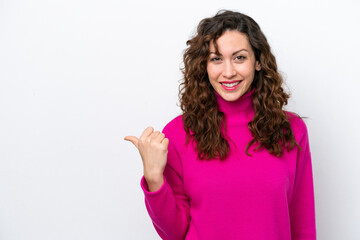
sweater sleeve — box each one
[289,118,317,240]
[140,118,190,240]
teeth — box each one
[222,81,240,87]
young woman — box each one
[125,10,316,240]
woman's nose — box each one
[222,61,236,78]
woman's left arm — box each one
[289,120,317,240]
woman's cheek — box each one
[239,64,253,77]
[208,70,217,79]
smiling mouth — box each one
[220,81,242,87]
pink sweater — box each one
[140,88,316,240]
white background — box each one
[1,0,359,239]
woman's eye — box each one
[210,57,221,61]
[235,56,246,60]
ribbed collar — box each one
[214,87,255,125]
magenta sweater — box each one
[140,88,316,240]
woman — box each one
[124,10,316,240]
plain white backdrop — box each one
[0,0,359,239]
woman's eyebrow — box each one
[209,49,249,56]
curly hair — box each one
[179,9,302,160]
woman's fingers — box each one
[124,126,168,152]
[124,136,139,149]
[124,126,154,149]
[124,126,169,183]
[154,132,164,141]
[140,126,154,141]
[150,132,169,152]
[161,137,169,149]
[150,131,161,141]
[125,126,160,149]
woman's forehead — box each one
[209,31,252,53]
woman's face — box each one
[207,30,261,102]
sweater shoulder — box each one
[284,111,309,144]
[161,114,186,143]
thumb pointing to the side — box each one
[124,136,139,149]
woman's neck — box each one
[214,87,255,125]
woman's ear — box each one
[255,61,261,71]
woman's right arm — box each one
[125,123,190,240]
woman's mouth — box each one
[220,81,242,90]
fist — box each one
[124,126,169,182]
